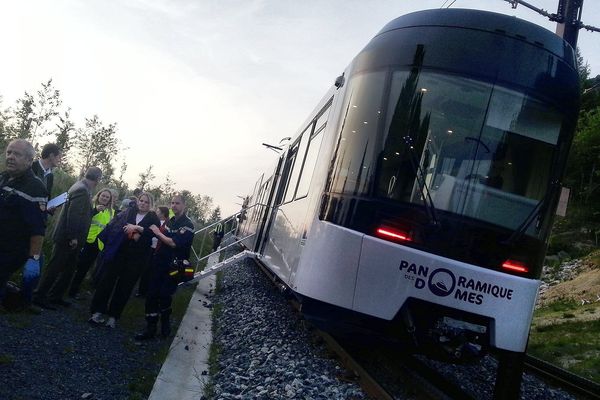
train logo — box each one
[427,268,456,297]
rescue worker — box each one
[135,194,194,340]
[67,188,114,299]
[23,143,62,309]
[212,222,224,251]
[0,140,48,309]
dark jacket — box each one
[0,169,48,256]
[31,160,54,197]
[52,180,93,244]
[97,207,130,264]
[97,206,159,262]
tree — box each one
[209,206,222,223]
[0,97,10,147]
[160,173,175,200]
[109,161,129,200]
[72,115,120,181]
[55,108,76,172]
[565,107,600,205]
[6,79,62,144]
[137,165,155,191]
[194,194,214,224]
[576,47,590,88]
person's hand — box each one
[68,239,78,249]
[97,204,106,212]
[149,225,160,235]
[47,206,57,213]
[23,258,41,280]
[123,224,138,234]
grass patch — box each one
[533,299,579,321]
[529,318,600,382]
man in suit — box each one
[34,166,102,309]
[31,143,62,199]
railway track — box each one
[525,354,600,400]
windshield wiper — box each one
[405,138,441,228]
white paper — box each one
[48,192,68,208]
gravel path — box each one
[0,295,166,400]
[210,259,367,400]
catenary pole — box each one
[555,0,584,48]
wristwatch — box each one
[29,255,41,261]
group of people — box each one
[0,139,196,340]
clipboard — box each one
[48,192,68,208]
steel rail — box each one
[524,354,600,400]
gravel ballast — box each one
[210,258,367,400]
[0,295,167,400]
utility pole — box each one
[555,0,584,48]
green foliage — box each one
[72,115,120,181]
[529,318,600,382]
[136,165,155,192]
[209,206,221,223]
[553,70,600,255]
[1,79,62,145]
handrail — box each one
[188,202,271,272]
[192,202,270,235]
[194,233,255,265]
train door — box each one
[256,141,301,255]
[253,155,285,253]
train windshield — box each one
[376,70,563,233]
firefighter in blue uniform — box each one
[136,193,194,340]
[0,140,48,308]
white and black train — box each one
[238,8,580,398]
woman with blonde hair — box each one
[68,188,114,299]
[89,192,159,328]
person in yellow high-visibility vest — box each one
[67,189,114,299]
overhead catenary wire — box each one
[502,0,600,32]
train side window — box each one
[278,141,300,204]
[283,128,310,203]
[296,127,325,199]
[314,103,331,133]
[294,101,331,200]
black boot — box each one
[160,309,172,338]
[135,315,158,341]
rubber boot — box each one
[135,315,158,341]
[160,309,172,338]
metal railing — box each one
[189,202,269,274]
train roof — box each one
[377,8,573,61]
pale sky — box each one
[1,0,598,215]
